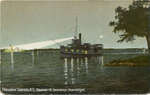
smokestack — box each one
[79,33,81,44]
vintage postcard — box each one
[0,0,150,94]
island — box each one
[104,55,150,67]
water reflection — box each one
[63,57,94,85]
[71,58,75,84]
[85,57,88,74]
[10,52,14,71]
[98,56,104,66]
[0,50,1,64]
[64,58,68,85]
[63,56,105,85]
[2,50,149,94]
[32,51,35,66]
[101,56,104,65]
[31,50,39,65]
[77,58,80,79]
[81,58,84,67]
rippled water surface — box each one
[1,50,150,94]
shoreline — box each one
[104,55,150,67]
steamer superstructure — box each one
[60,33,103,58]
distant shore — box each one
[104,55,150,67]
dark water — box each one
[1,51,150,94]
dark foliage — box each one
[109,0,150,43]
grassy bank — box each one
[104,55,150,66]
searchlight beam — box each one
[0,37,73,51]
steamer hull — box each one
[60,33,103,58]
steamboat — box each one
[60,18,103,58]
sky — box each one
[0,0,148,48]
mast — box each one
[74,16,78,39]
